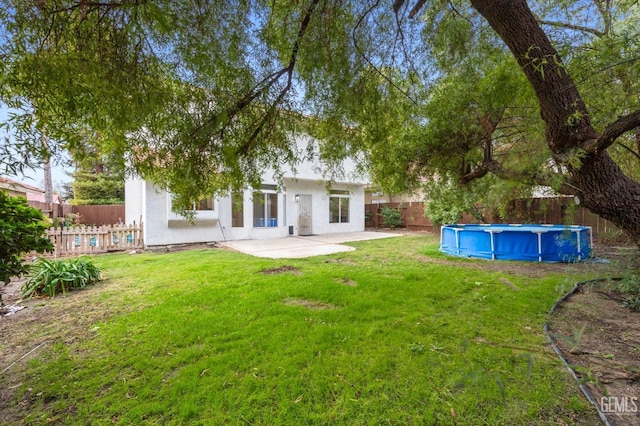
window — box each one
[195,197,214,211]
[329,190,350,223]
[231,192,244,227]
[253,185,278,227]
[166,194,217,227]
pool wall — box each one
[440,224,593,262]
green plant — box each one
[612,273,640,294]
[0,191,53,285]
[21,257,102,298]
[606,273,640,311]
[364,210,373,223]
[380,206,403,228]
[623,297,640,312]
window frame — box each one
[166,194,218,225]
[329,190,350,224]
[252,185,279,228]
[231,192,244,228]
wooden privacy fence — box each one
[44,224,144,256]
[365,202,435,232]
[27,201,73,219]
[365,198,623,240]
[72,204,126,226]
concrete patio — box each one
[219,231,402,259]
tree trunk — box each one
[471,0,640,246]
[572,152,640,244]
[42,131,54,219]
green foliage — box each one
[607,273,640,294]
[606,273,640,312]
[380,206,403,228]
[68,142,125,205]
[71,171,124,205]
[622,297,640,312]
[423,178,485,227]
[423,172,538,227]
[0,191,52,285]
[1,0,639,229]
[21,257,102,298]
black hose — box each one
[544,279,612,426]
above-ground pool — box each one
[440,224,593,262]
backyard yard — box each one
[0,233,637,425]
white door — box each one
[297,194,313,236]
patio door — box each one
[297,194,313,236]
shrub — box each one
[21,257,102,298]
[0,191,53,285]
[622,297,640,312]
[380,207,403,229]
[607,273,640,312]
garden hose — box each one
[544,279,611,426]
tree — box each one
[0,1,639,244]
[69,144,125,205]
[70,169,124,205]
[469,0,640,243]
[0,191,53,295]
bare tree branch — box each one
[584,109,640,153]
[408,0,426,19]
[537,19,605,37]
[352,0,417,104]
[594,0,613,35]
[190,0,320,152]
[617,141,640,161]
[392,0,405,15]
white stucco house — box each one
[125,136,367,247]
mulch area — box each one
[547,283,640,426]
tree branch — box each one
[617,141,640,161]
[352,1,417,104]
[536,19,605,37]
[583,109,640,153]
[392,0,405,15]
[190,0,319,150]
[408,0,426,19]
[594,0,613,35]
[234,0,320,156]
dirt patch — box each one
[146,242,220,253]
[415,242,637,279]
[548,283,640,426]
[334,278,357,287]
[324,258,357,266]
[0,277,144,424]
[283,298,337,310]
[414,253,612,278]
[260,266,300,275]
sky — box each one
[0,105,71,191]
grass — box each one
[9,234,602,424]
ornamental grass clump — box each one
[21,257,102,298]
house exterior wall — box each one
[125,135,367,246]
[0,177,44,198]
[124,177,145,227]
[132,180,365,246]
[283,178,364,236]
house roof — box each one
[0,177,45,195]
[26,192,65,204]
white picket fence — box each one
[44,224,144,256]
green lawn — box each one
[12,234,601,424]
